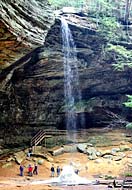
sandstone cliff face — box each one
[0,13,132,146]
[0,0,54,67]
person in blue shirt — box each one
[51,164,55,177]
[19,164,24,176]
[56,166,61,177]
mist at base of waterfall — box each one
[31,165,96,186]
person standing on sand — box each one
[75,169,79,175]
[19,164,24,176]
[56,166,61,177]
[51,164,55,177]
[27,147,33,157]
[28,164,33,176]
[33,162,38,175]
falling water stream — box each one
[61,17,84,141]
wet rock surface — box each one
[0,0,54,67]
[0,11,132,146]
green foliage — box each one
[125,122,132,129]
[87,0,132,21]
[124,173,132,177]
[59,99,95,113]
[88,0,115,17]
[123,83,132,112]
[98,17,120,42]
[105,175,115,180]
[0,64,8,73]
[124,95,132,108]
[44,136,72,148]
[106,44,132,70]
[124,96,132,127]
[74,100,90,112]
[48,0,84,9]
[44,137,56,148]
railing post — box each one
[45,138,46,148]
[34,140,36,153]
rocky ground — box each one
[0,143,132,190]
[0,129,132,190]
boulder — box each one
[103,155,113,160]
[88,153,97,160]
[2,162,12,168]
[51,147,64,156]
[113,153,126,161]
[6,157,15,162]
[86,147,97,155]
[119,145,131,152]
[94,158,103,164]
[127,154,132,158]
[77,143,93,153]
[100,150,115,157]
[63,145,77,153]
[14,151,26,164]
[37,159,44,165]
[111,148,120,154]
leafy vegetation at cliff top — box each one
[106,44,132,70]
[48,0,84,8]
[48,0,132,24]
[98,17,120,42]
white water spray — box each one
[31,165,96,186]
[61,17,85,140]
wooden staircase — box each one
[30,129,66,147]
[31,130,47,147]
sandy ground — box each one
[0,151,129,190]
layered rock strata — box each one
[0,13,132,146]
[0,0,54,67]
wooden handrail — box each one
[31,130,44,142]
[31,131,45,142]
[31,131,46,146]
[30,130,66,147]
[31,136,46,146]
[30,129,86,147]
[31,133,45,144]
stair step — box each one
[30,130,67,147]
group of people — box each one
[50,164,80,177]
[19,163,38,176]
[20,163,61,177]
[20,163,80,177]
[51,164,61,177]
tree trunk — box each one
[124,0,132,24]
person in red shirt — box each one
[28,164,33,176]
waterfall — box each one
[61,17,84,140]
